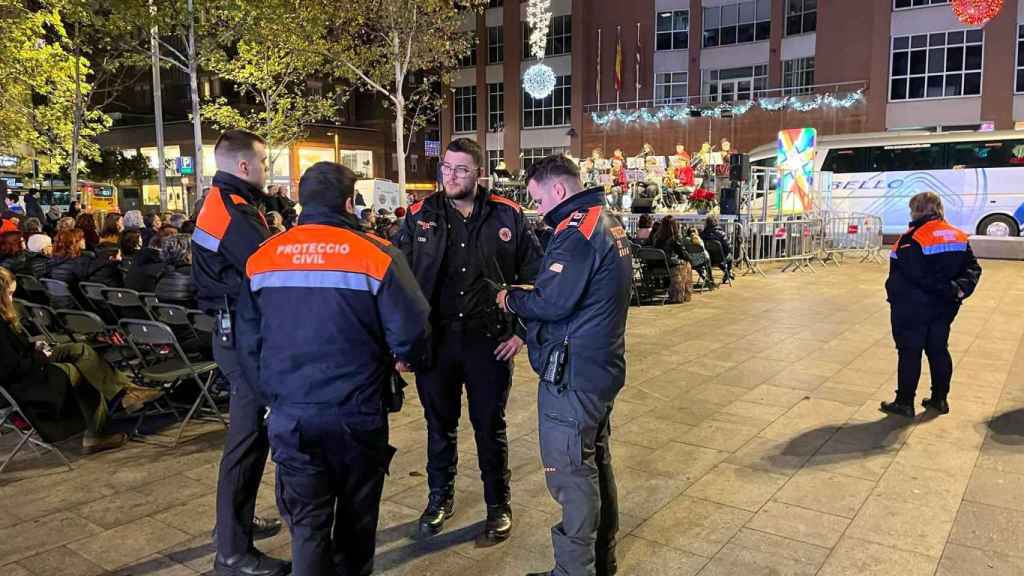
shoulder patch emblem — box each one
[499,227,512,242]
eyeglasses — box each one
[440,163,475,179]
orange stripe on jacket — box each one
[488,194,522,212]
[246,224,392,280]
[554,206,603,239]
[911,219,968,248]
[195,186,230,241]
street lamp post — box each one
[326,131,340,164]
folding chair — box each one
[634,247,671,305]
[684,240,716,292]
[17,301,71,345]
[187,310,216,337]
[40,278,84,310]
[13,299,46,341]
[150,303,209,362]
[119,319,225,446]
[15,274,50,306]
[705,239,733,286]
[0,385,73,474]
[101,288,155,321]
[54,309,133,368]
[78,281,119,325]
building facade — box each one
[443,0,1024,173]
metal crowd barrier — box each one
[740,218,822,277]
[819,212,885,265]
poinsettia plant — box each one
[688,187,718,213]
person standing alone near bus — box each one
[881,191,982,418]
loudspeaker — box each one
[630,197,654,213]
[729,153,751,183]
[719,188,739,216]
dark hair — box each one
[143,211,160,228]
[149,226,178,249]
[652,215,679,247]
[22,217,42,235]
[525,154,581,187]
[445,138,483,170]
[0,232,22,257]
[100,213,122,239]
[299,161,356,213]
[215,129,266,158]
[637,214,654,230]
[120,229,142,257]
[179,220,195,235]
[75,213,96,232]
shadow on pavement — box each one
[374,520,485,571]
[987,408,1024,445]
[782,412,931,467]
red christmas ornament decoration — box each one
[951,0,1004,26]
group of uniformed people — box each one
[193,131,633,576]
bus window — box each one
[947,140,1024,169]
[821,147,867,173]
[868,144,943,172]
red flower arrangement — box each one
[688,187,718,213]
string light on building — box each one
[951,0,1003,26]
[523,0,555,99]
[590,90,865,126]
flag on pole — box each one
[635,22,642,98]
[596,28,602,103]
[614,26,622,101]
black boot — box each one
[214,551,291,576]
[418,492,455,537]
[922,397,950,414]
[880,400,914,418]
[478,504,512,545]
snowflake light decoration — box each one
[524,0,554,99]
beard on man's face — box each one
[444,178,476,201]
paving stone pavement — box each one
[2,260,1024,576]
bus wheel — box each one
[977,214,1020,237]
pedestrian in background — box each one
[881,191,981,417]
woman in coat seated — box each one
[651,216,694,303]
[154,234,197,309]
[0,268,162,453]
[44,229,123,307]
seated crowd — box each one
[630,213,736,304]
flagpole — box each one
[615,25,621,108]
[597,28,602,105]
[635,21,641,106]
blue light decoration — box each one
[524,63,557,100]
[591,89,865,126]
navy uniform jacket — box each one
[505,188,633,401]
[398,186,542,325]
[191,171,270,313]
[886,215,981,336]
[235,210,431,424]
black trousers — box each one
[892,313,954,405]
[213,336,271,559]
[268,410,392,576]
[415,326,512,506]
[539,383,618,576]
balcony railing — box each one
[584,81,868,114]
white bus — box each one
[749,130,1024,236]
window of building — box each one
[704,0,771,48]
[656,10,689,51]
[890,29,983,101]
[655,72,689,103]
[1016,25,1024,93]
[522,14,572,59]
[488,149,504,175]
[522,75,571,128]
[488,82,504,130]
[521,147,569,172]
[893,0,949,9]
[488,26,504,64]
[453,86,477,133]
[785,0,816,36]
[783,57,815,95]
[703,64,768,102]
[458,38,477,68]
